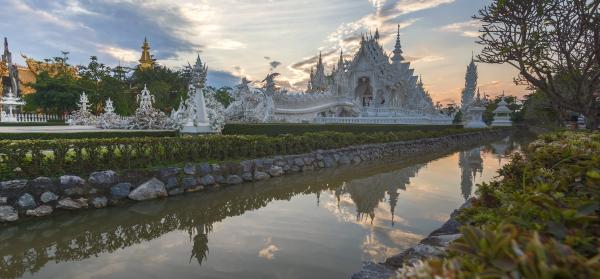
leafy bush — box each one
[222,123,464,136]
[400,132,600,278]
[0,128,482,180]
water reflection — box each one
[0,133,532,279]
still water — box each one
[0,135,530,279]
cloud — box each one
[207,70,241,88]
[258,237,279,260]
[405,55,445,63]
[97,45,139,63]
[440,20,480,38]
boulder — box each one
[165,177,179,189]
[157,167,180,180]
[26,205,53,217]
[225,175,243,185]
[197,163,212,175]
[339,155,351,165]
[182,177,198,189]
[214,175,225,184]
[242,172,254,182]
[254,171,270,181]
[57,198,89,210]
[0,196,7,205]
[40,191,59,203]
[89,170,119,188]
[59,175,86,188]
[0,206,18,222]
[91,196,108,208]
[110,183,132,199]
[168,187,184,196]
[200,175,216,186]
[293,158,305,167]
[183,163,196,175]
[0,179,28,192]
[17,193,36,209]
[128,178,168,201]
[29,177,55,193]
[268,165,284,177]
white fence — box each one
[0,113,65,123]
[314,116,453,125]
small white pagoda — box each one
[491,97,512,127]
[0,88,26,122]
[464,92,487,129]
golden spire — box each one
[138,37,154,71]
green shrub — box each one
[222,123,464,136]
[403,131,600,278]
[0,128,483,180]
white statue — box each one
[97,98,127,129]
[225,77,274,123]
[464,91,487,129]
[127,85,174,130]
[68,92,97,126]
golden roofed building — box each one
[1,37,77,96]
[138,37,155,71]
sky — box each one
[0,0,528,104]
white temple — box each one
[460,56,488,129]
[226,25,452,125]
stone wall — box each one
[0,130,509,224]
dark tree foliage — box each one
[476,0,600,129]
[24,55,235,115]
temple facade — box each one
[266,25,451,124]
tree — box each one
[130,66,187,112]
[207,86,233,108]
[24,71,81,114]
[476,0,600,129]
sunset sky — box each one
[0,0,529,104]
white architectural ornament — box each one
[491,96,512,127]
[127,84,175,130]
[68,92,97,126]
[0,88,26,123]
[464,91,487,129]
[97,98,129,129]
[226,25,451,125]
[172,54,223,133]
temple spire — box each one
[391,24,404,63]
[138,37,155,71]
[337,49,344,70]
[374,28,380,40]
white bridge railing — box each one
[314,116,453,125]
[0,113,65,123]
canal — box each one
[0,134,531,279]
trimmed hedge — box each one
[399,131,600,278]
[222,123,464,136]
[0,130,178,140]
[0,128,484,180]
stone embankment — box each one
[0,130,509,224]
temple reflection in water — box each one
[0,135,529,279]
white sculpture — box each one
[226,24,451,124]
[127,84,175,130]
[0,88,26,123]
[97,98,127,129]
[68,92,97,126]
[172,54,223,133]
[491,96,512,127]
[225,77,275,123]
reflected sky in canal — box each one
[0,135,529,279]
